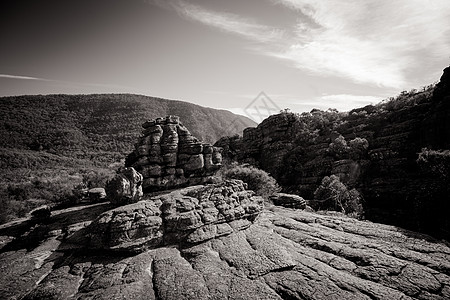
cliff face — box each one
[216,66,450,240]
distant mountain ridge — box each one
[0,93,256,162]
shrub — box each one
[82,170,112,189]
[417,148,450,179]
[220,163,280,199]
[313,175,364,218]
[0,189,29,223]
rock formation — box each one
[87,180,263,252]
[87,188,106,202]
[30,205,51,221]
[125,116,222,192]
[1,199,450,299]
[105,167,143,205]
[216,66,450,240]
[269,193,306,209]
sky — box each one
[1,0,450,121]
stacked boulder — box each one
[126,116,222,192]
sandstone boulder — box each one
[269,193,307,209]
[157,179,264,244]
[106,167,143,206]
[86,180,263,252]
[88,187,106,202]
[87,200,163,253]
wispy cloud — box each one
[310,94,383,111]
[229,93,382,116]
[159,0,450,89]
[272,0,450,88]
[0,73,132,90]
[0,74,53,81]
[170,0,285,43]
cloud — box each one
[267,93,383,113]
[149,0,450,89]
[311,94,383,111]
[0,74,53,81]
[229,93,382,117]
[170,0,285,43]
[0,74,132,90]
[272,0,450,88]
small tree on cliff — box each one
[329,135,349,159]
[314,175,364,218]
[348,137,369,160]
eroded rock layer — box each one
[87,180,264,252]
[1,204,449,300]
[126,115,223,192]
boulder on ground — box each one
[30,205,51,221]
[86,180,264,252]
[88,188,106,202]
[106,167,143,206]
[269,192,306,209]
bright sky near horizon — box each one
[1,0,449,120]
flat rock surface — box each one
[1,204,450,300]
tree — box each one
[328,135,349,159]
[348,137,369,160]
[313,175,364,218]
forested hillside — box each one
[0,94,254,159]
[0,93,255,223]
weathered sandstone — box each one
[1,203,449,300]
[126,116,222,192]
[87,180,263,252]
[105,167,143,205]
[269,193,307,209]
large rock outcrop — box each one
[87,180,263,252]
[216,66,450,240]
[125,116,222,192]
[1,201,450,300]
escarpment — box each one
[216,66,450,240]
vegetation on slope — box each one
[218,81,450,239]
[0,93,255,223]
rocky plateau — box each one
[1,184,450,299]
